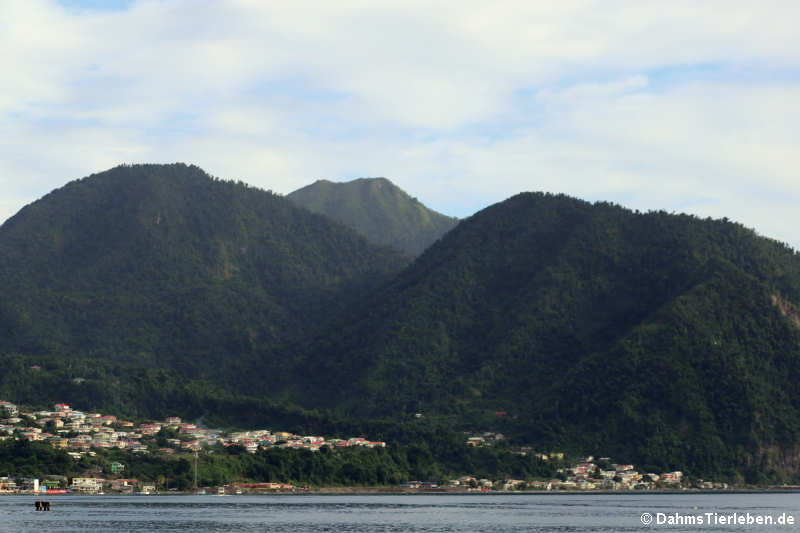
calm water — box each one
[1,493,799,532]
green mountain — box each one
[298,192,800,481]
[4,167,800,483]
[287,177,458,256]
[0,164,407,384]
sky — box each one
[2,0,799,248]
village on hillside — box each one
[462,432,728,492]
[0,399,385,494]
[1,399,730,494]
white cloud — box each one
[1,0,799,247]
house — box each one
[660,471,683,483]
[111,479,138,492]
[528,480,551,490]
[138,424,162,435]
[71,477,104,493]
[0,402,19,416]
[19,478,40,492]
[599,479,617,490]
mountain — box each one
[287,177,458,256]
[4,167,800,483]
[0,164,407,385]
[298,192,800,481]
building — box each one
[71,477,104,493]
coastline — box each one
[7,487,800,497]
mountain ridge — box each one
[3,167,800,482]
[295,192,800,480]
[0,163,408,380]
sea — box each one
[1,493,798,532]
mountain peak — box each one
[0,163,407,376]
[288,177,458,256]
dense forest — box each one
[0,164,406,386]
[2,165,800,482]
[296,193,800,481]
[288,177,458,256]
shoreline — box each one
[6,488,800,496]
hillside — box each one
[0,164,407,386]
[298,192,800,481]
[287,177,458,256]
[4,169,800,482]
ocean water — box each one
[0,493,798,532]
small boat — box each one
[217,487,226,495]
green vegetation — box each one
[0,164,407,385]
[298,193,800,482]
[0,437,559,489]
[288,177,458,256]
[3,167,800,483]
[0,439,73,478]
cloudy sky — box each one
[2,0,799,247]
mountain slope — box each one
[0,164,407,383]
[287,177,458,256]
[299,192,800,479]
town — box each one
[1,399,729,494]
[0,399,385,494]
[461,432,727,491]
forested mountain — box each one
[0,164,407,384]
[3,167,800,482]
[297,192,800,480]
[287,177,458,256]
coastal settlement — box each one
[1,400,729,494]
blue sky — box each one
[2,0,800,248]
